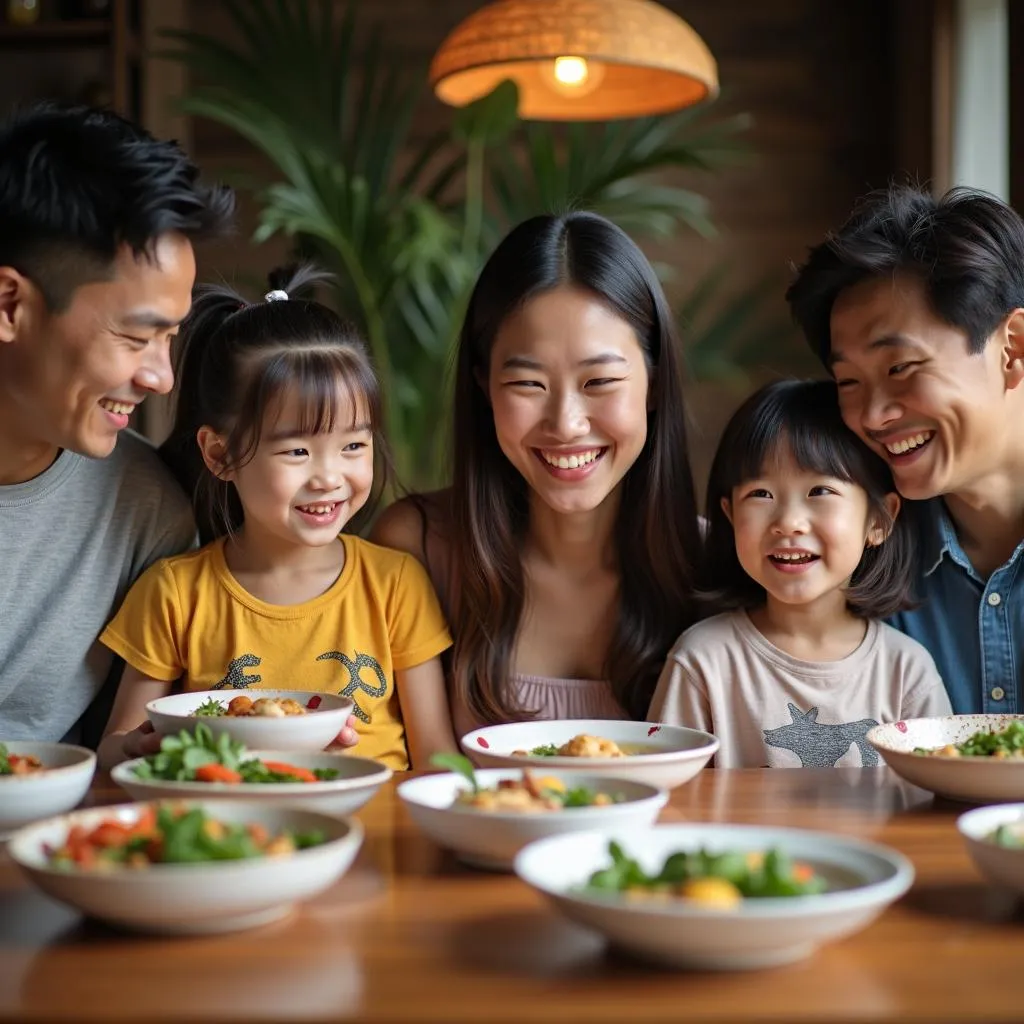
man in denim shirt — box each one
[786,186,1024,714]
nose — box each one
[545,387,589,440]
[309,454,344,493]
[770,499,809,536]
[857,383,903,435]
[133,337,175,396]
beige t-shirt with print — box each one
[649,610,952,769]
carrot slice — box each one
[126,806,157,837]
[194,763,242,784]
[260,760,318,783]
[88,822,135,848]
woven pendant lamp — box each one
[429,0,718,121]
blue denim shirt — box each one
[889,500,1024,714]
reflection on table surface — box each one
[1,766,1023,1023]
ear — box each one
[866,491,901,547]
[0,266,37,345]
[1002,308,1024,390]
[196,426,233,481]
[720,496,733,525]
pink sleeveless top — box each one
[453,673,626,737]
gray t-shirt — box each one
[0,431,195,742]
[649,609,953,769]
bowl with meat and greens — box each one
[867,715,1024,803]
[514,823,913,970]
[146,689,354,751]
[459,719,718,790]
[111,724,390,816]
[7,799,362,934]
[0,741,96,838]
[397,754,668,870]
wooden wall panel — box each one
[180,0,921,480]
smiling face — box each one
[829,274,1024,501]
[0,233,196,476]
[203,383,374,552]
[486,285,651,517]
[724,443,891,615]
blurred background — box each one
[0,0,1014,497]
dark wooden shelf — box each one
[0,19,112,45]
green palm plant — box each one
[162,0,786,488]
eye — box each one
[343,441,368,452]
[119,334,150,347]
[744,487,772,500]
[584,377,622,389]
[808,485,838,497]
[834,377,858,389]
[278,448,308,458]
[505,379,543,390]
[889,362,916,376]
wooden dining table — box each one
[1,766,1022,1022]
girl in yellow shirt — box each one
[98,265,457,771]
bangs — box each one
[241,347,380,456]
[720,381,861,494]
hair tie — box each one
[264,289,289,302]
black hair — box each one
[786,184,1024,364]
[159,264,388,543]
[702,378,915,618]
[449,210,702,723]
[0,102,233,310]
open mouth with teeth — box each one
[295,501,343,519]
[99,399,136,418]
[536,447,607,471]
[884,431,934,457]
[768,551,819,566]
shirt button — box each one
[992,686,1006,701]
[988,592,1002,606]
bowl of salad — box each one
[460,720,718,789]
[867,715,1024,803]
[957,802,1024,895]
[0,741,96,839]
[513,823,914,970]
[146,690,354,751]
[7,799,363,934]
[397,754,668,870]
[111,724,391,816]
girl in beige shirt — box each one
[649,379,951,768]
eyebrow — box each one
[500,353,629,371]
[121,311,182,330]
[828,334,924,367]
[265,422,372,443]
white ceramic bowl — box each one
[0,742,96,839]
[111,750,391,817]
[8,800,363,935]
[147,690,354,751]
[867,715,1024,803]
[514,823,914,971]
[958,802,1024,895]
[398,769,668,870]
[460,720,718,790]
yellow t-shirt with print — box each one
[100,535,451,769]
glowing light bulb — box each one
[553,56,589,87]
[545,55,605,99]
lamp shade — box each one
[429,0,718,121]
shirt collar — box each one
[921,499,966,577]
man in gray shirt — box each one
[0,104,234,743]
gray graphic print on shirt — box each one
[211,653,263,689]
[763,703,879,767]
